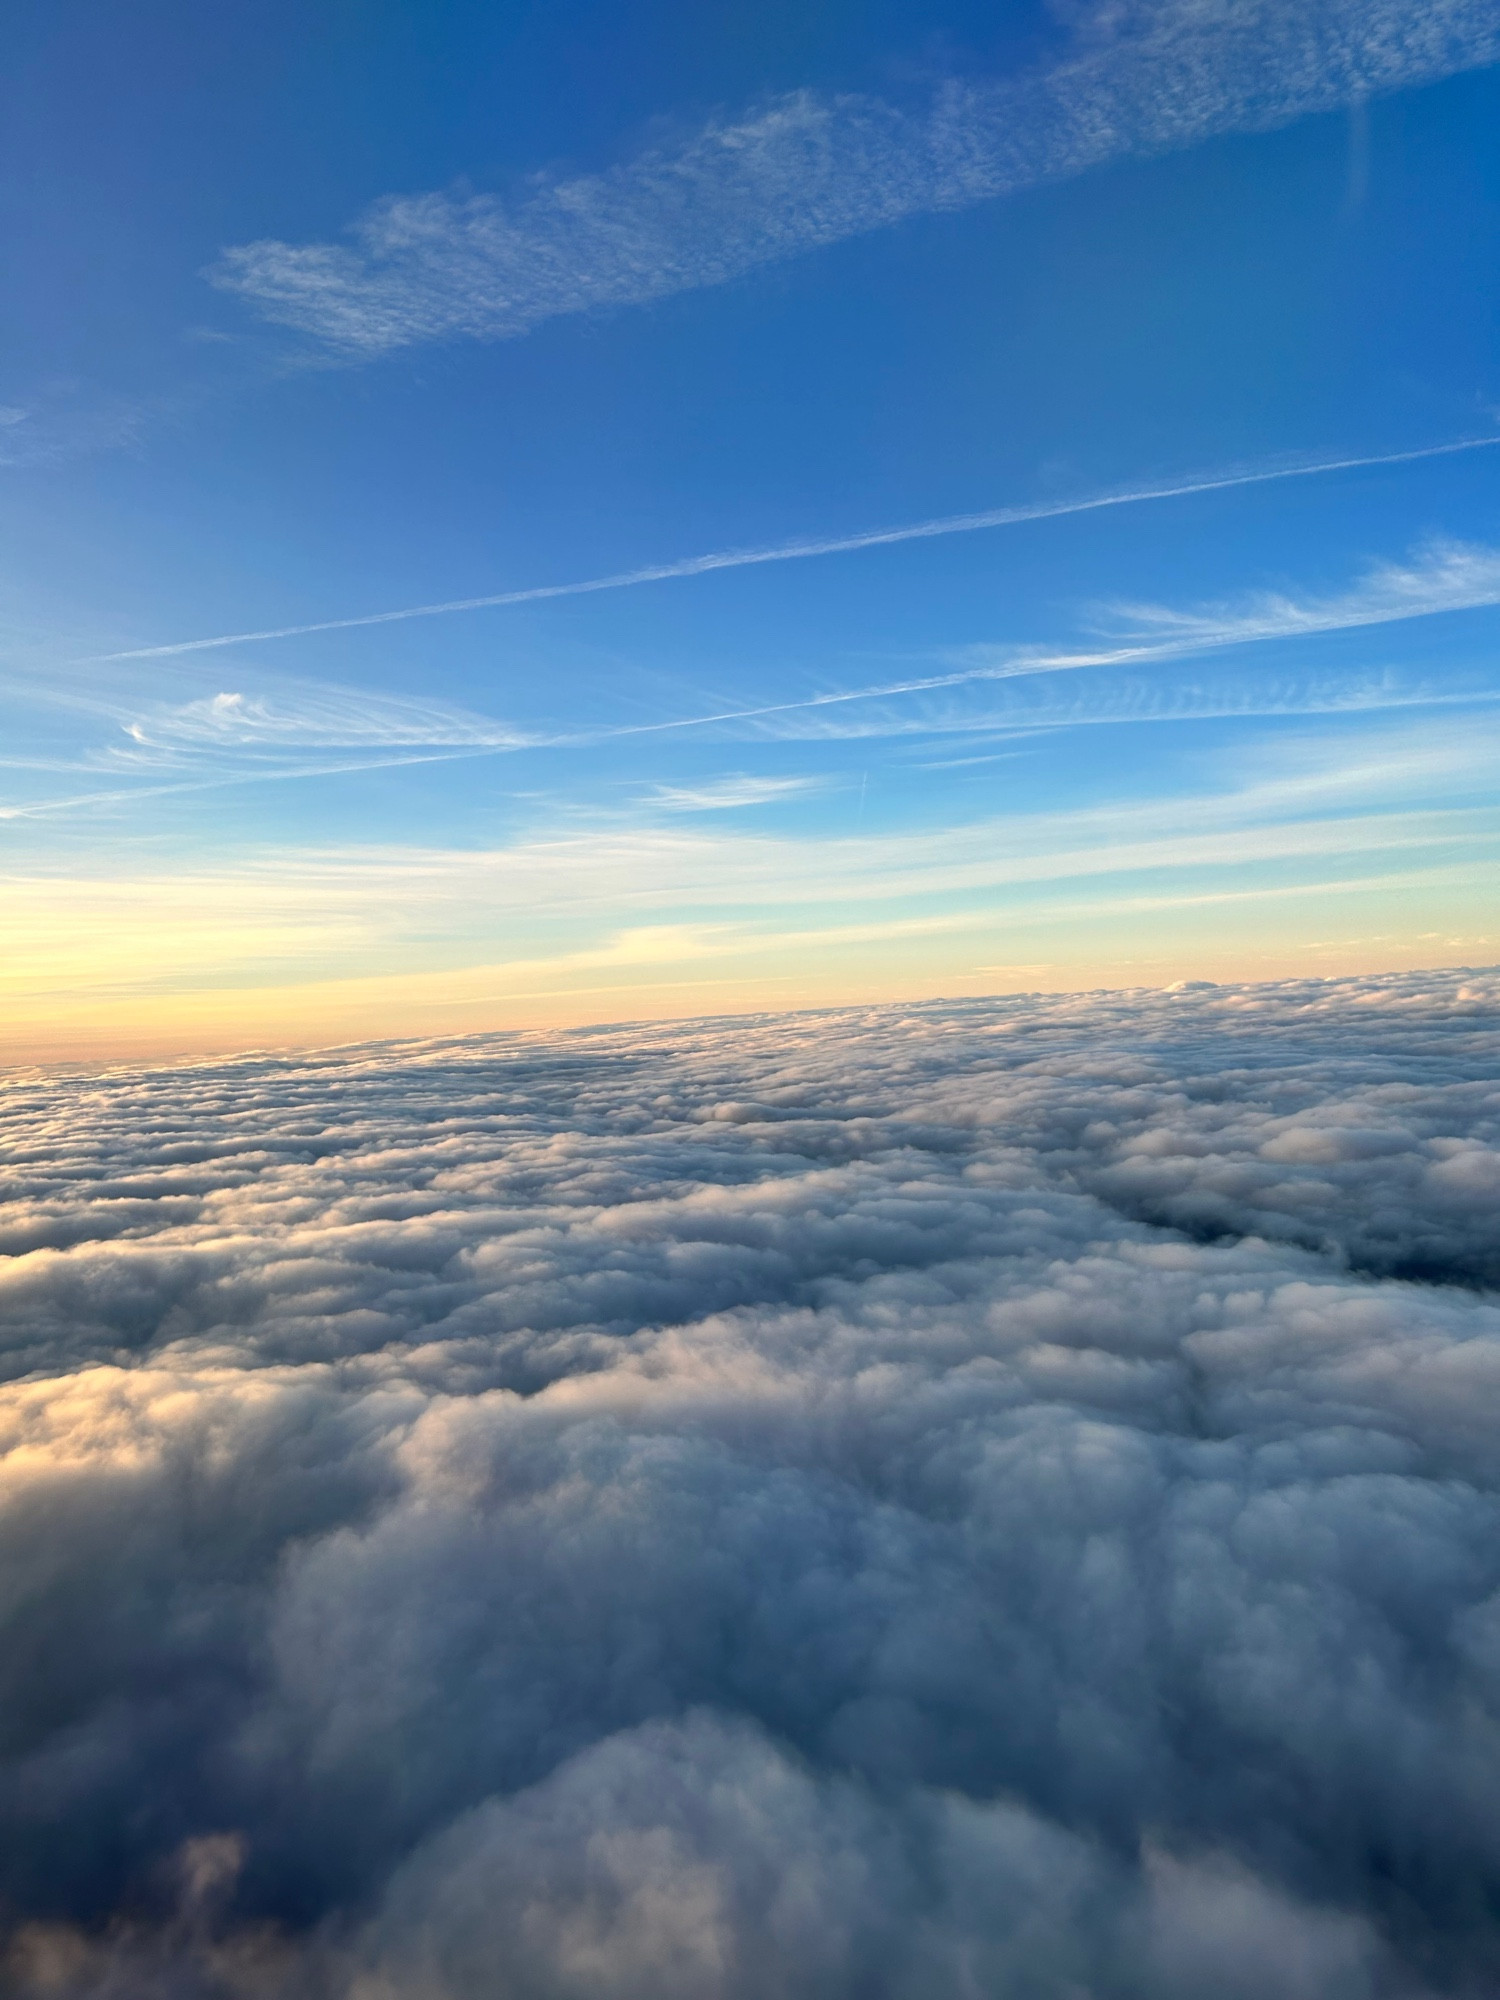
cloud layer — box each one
[2,968,1500,1995]
[209,0,1500,357]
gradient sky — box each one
[4,0,1500,1060]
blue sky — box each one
[3,0,1500,1056]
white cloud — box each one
[3,705,1497,1021]
[0,678,533,821]
[1,971,1499,1993]
[208,0,1500,357]
[82,496,1500,716]
[0,391,147,469]
[642,774,824,811]
[120,682,528,752]
[689,538,1500,743]
[1098,536,1500,650]
[14,536,1500,833]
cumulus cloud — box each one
[209,0,1500,357]
[1,967,1499,1995]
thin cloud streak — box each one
[121,684,528,751]
[773,682,1500,748]
[10,713,1497,939]
[80,435,1500,665]
[1101,536,1500,647]
[607,530,1500,742]
[0,749,482,823]
[6,673,1485,825]
[643,774,825,811]
[17,523,1500,825]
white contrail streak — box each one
[86,436,1500,665]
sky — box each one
[6,15,1500,1982]
[4,0,1500,1059]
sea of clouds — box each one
[2,968,1499,1997]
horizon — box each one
[7,953,1500,1075]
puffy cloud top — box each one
[2,968,1499,1996]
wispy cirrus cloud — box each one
[642,774,824,812]
[7,707,1497,983]
[0,389,149,470]
[760,671,1499,747]
[119,683,528,752]
[90,531,1500,777]
[207,0,1500,359]
[13,533,1500,826]
[618,536,1500,743]
[1098,536,1500,649]
[0,680,534,822]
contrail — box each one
[86,436,1500,665]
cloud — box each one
[16,531,1500,831]
[0,390,148,470]
[0,678,535,823]
[1098,537,1500,651]
[734,540,1500,745]
[643,774,824,811]
[831,538,1500,740]
[119,685,528,753]
[80,448,1500,674]
[5,700,1497,969]
[1,969,1500,1994]
[3,706,1498,1043]
[208,0,1500,359]
[748,669,1498,747]
[24,529,1500,834]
